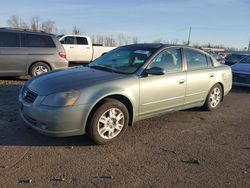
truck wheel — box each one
[204,84,223,111]
[30,62,51,77]
[87,99,129,144]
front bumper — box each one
[232,72,250,88]
[233,82,250,88]
[19,92,91,137]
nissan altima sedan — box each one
[19,44,232,144]
[231,55,250,87]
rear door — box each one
[0,31,27,76]
[183,48,214,105]
[139,48,186,118]
[75,37,92,62]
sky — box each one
[0,0,250,49]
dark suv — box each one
[0,28,68,77]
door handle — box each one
[86,47,90,49]
[210,73,214,78]
[70,46,74,48]
[179,79,185,84]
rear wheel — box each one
[204,84,223,111]
[87,99,129,144]
[30,62,51,77]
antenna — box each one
[248,36,250,52]
[187,27,192,46]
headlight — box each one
[41,91,80,107]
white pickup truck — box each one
[59,35,116,63]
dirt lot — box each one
[0,77,249,188]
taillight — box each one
[59,52,67,59]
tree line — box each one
[6,15,138,47]
[5,15,242,50]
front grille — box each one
[233,73,250,84]
[23,88,38,103]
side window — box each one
[63,37,75,45]
[76,37,88,45]
[149,48,182,73]
[26,34,56,48]
[0,31,20,47]
[185,49,208,70]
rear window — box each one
[0,31,20,47]
[227,54,247,60]
[76,37,88,45]
[25,34,56,48]
[185,49,209,70]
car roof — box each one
[121,43,206,52]
[0,27,54,36]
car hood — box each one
[232,63,250,74]
[26,66,126,95]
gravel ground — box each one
[0,77,249,188]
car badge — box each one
[23,90,28,98]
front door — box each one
[139,48,186,118]
[61,36,78,62]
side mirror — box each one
[145,67,165,75]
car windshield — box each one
[211,53,222,59]
[88,47,156,74]
[239,55,250,64]
[227,54,247,60]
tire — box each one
[87,99,129,144]
[30,62,51,77]
[204,84,223,111]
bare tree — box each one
[153,38,164,43]
[7,15,20,28]
[118,34,131,46]
[59,28,66,35]
[7,15,28,29]
[132,36,138,44]
[72,26,82,35]
[20,22,29,30]
[103,36,116,46]
[30,16,40,31]
[7,15,57,33]
[41,20,57,33]
[90,35,96,44]
[170,38,179,45]
[96,35,105,45]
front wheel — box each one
[204,84,223,111]
[87,99,129,144]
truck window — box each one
[0,31,20,47]
[26,34,56,48]
[76,37,88,45]
[63,37,75,45]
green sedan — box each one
[19,44,232,144]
